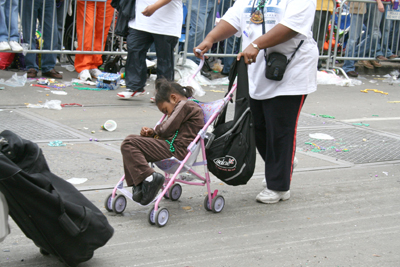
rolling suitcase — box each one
[0,130,114,267]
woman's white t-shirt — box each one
[129,0,183,38]
[222,0,318,100]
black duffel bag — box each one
[205,58,256,186]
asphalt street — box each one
[0,61,399,267]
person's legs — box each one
[153,33,178,81]
[0,0,8,42]
[3,0,19,41]
[20,0,39,71]
[342,13,364,74]
[252,95,306,192]
[91,0,113,69]
[75,0,95,73]
[125,28,153,91]
[40,0,58,73]
[187,0,207,64]
[121,135,171,204]
[379,7,394,58]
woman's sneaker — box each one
[9,41,23,52]
[117,89,146,99]
[140,173,165,205]
[89,68,103,79]
[256,188,290,204]
[78,69,92,81]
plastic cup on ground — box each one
[102,120,117,131]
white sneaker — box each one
[89,68,102,79]
[262,157,298,187]
[117,89,146,99]
[0,41,11,51]
[150,96,155,103]
[9,41,23,52]
[146,59,156,68]
[256,188,290,204]
[78,69,92,81]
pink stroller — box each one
[104,56,237,227]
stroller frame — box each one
[105,83,238,227]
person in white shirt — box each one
[195,0,318,204]
[117,0,183,99]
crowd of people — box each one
[313,0,399,78]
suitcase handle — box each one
[58,207,92,237]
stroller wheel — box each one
[155,207,169,227]
[147,207,156,225]
[211,195,225,213]
[203,195,212,211]
[104,61,120,73]
[168,184,182,201]
[104,193,114,212]
[112,195,127,214]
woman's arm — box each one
[194,20,238,58]
[142,0,172,16]
[239,24,299,64]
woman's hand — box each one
[142,5,157,16]
[194,39,214,59]
[237,43,260,64]
[140,127,155,137]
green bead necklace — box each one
[166,130,179,152]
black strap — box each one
[260,4,303,65]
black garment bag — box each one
[205,58,256,186]
[0,130,114,267]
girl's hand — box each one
[237,43,260,64]
[142,5,157,16]
[140,127,155,137]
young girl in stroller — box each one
[120,79,204,206]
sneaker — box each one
[262,157,298,187]
[9,41,23,52]
[370,60,382,68]
[360,60,374,69]
[89,68,102,79]
[150,96,155,103]
[0,41,11,51]
[140,172,165,205]
[117,89,146,99]
[256,188,290,204]
[146,59,156,68]
[78,69,92,81]
[132,184,143,203]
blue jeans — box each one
[342,13,364,73]
[389,21,400,54]
[218,0,239,73]
[187,0,217,64]
[56,0,69,55]
[0,0,19,42]
[20,0,58,72]
[356,4,393,59]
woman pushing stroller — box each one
[121,79,204,205]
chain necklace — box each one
[166,130,179,152]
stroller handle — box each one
[192,49,205,79]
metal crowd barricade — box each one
[6,0,400,77]
[329,0,400,78]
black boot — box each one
[132,183,143,203]
[140,173,165,205]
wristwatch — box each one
[251,42,260,52]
